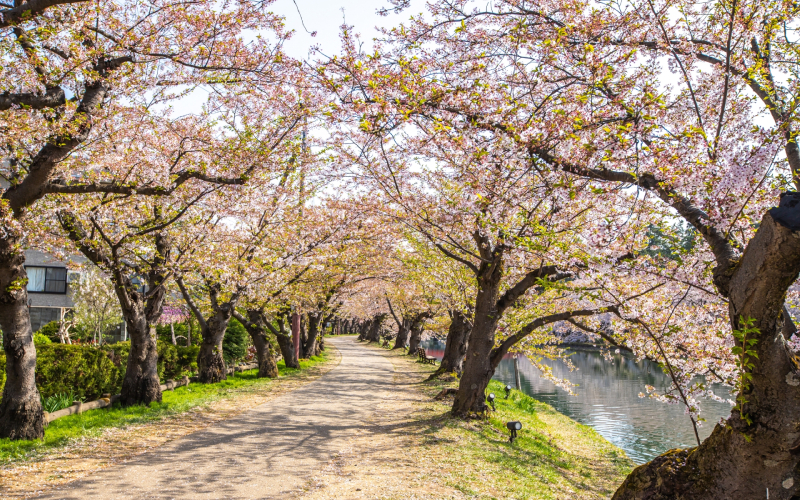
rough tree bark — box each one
[119,315,162,406]
[450,230,573,417]
[428,310,471,379]
[118,233,170,407]
[406,312,431,355]
[303,312,322,358]
[393,319,411,350]
[450,250,503,415]
[178,279,240,384]
[274,314,299,368]
[357,319,371,340]
[196,313,229,383]
[0,231,44,439]
[613,194,800,500]
[234,310,279,378]
[386,297,409,349]
[365,314,385,343]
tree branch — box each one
[176,276,208,331]
[0,85,64,111]
[0,0,89,28]
[495,264,566,316]
[489,305,619,369]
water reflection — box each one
[422,339,732,464]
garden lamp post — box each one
[487,392,496,411]
[504,385,512,399]
[506,421,522,443]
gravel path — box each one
[36,337,397,499]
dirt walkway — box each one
[34,337,458,500]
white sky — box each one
[269,0,428,61]
[171,0,428,116]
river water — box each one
[421,339,733,464]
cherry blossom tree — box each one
[68,265,122,345]
[321,65,652,415]
[323,0,800,496]
[0,0,300,438]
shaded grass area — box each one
[383,346,634,499]
[0,353,330,464]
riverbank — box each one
[369,342,634,499]
[0,350,338,498]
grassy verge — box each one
[381,346,633,499]
[0,353,331,464]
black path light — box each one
[506,421,522,443]
[486,392,496,411]
[504,385,512,399]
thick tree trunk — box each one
[452,254,503,417]
[119,318,162,407]
[304,312,321,358]
[429,310,471,379]
[407,312,431,356]
[251,330,279,378]
[0,236,44,440]
[275,316,299,368]
[275,333,298,368]
[366,314,385,343]
[407,326,423,354]
[393,319,411,350]
[196,313,230,383]
[197,335,226,383]
[237,311,279,379]
[614,196,800,500]
[117,233,170,407]
[357,320,370,340]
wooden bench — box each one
[417,347,436,365]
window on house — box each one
[26,267,67,294]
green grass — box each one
[0,353,331,464]
[409,359,634,499]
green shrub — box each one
[156,322,187,345]
[33,333,52,345]
[37,321,61,342]
[33,344,121,401]
[0,341,200,401]
[223,318,248,364]
[101,341,198,382]
[175,345,199,374]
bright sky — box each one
[269,0,428,61]
[171,0,428,116]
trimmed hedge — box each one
[0,342,200,401]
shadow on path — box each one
[35,338,399,500]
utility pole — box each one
[292,312,300,361]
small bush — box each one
[41,392,82,413]
[33,333,51,345]
[37,321,60,342]
[223,318,249,364]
